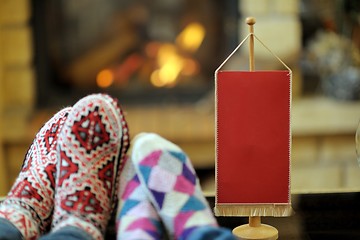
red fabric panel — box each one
[216,71,290,204]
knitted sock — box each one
[131,133,218,240]
[0,107,71,239]
[116,156,163,240]
[51,94,129,240]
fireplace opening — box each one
[31,0,239,108]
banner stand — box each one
[214,17,293,240]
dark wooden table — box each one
[208,192,360,240]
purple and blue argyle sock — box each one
[131,133,218,240]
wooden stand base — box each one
[232,216,278,240]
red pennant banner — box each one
[215,70,291,216]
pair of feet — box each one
[0,94,218,239]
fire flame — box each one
[96,69,114,88]
[96,21,205,88]
[151,22,205,87]
[176,22,205,53]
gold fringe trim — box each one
[214,203,293,217]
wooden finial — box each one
[246,17,256,26]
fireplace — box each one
[31,0,239,108]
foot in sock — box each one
[51,94,129,240]
[131,133,218,239]
[116,156,163,240]
[0,107,71,239]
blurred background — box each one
[1,0,360,196]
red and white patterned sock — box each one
[131,133,218,239]
[116,156,163,240]
[0,107,71,239]
[51,94,129,240]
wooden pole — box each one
[246,17,256,71]
[246,16,259,231]
[247,15,260,233]
[232,17,278,240]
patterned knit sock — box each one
[51,94,129,240]
[131,133,218,240]
[0,107,71,239]
[116,156,163,240]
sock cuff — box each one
[0,203,40,239]
[186,225,235,240]
[52,216,103,240]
